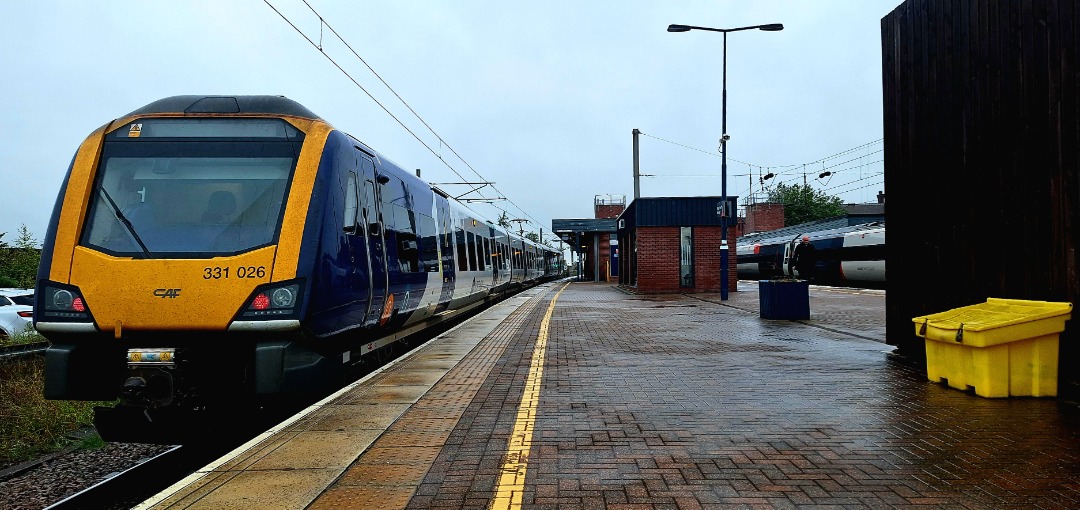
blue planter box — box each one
[759,280,810,320]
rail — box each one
[44,445,186,510]
[0,341,49,363]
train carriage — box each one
[736,221,885,287]
[34,95,560,440]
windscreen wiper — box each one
[97,187,153,259]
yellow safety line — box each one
[491,283,568,510]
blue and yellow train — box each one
[35,95,561,438]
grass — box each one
[0,357,108,467]
[0,329,47,348]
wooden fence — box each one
[882,0,1080,398]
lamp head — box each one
[667,24,692,32]
[758,23,784,31]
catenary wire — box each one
[264,0,548,230]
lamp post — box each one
[667,22,783,301]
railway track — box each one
[0,341,48,362]
[44,445,186,510]
[45,440,258,510]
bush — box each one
[0,359,104,465]
[0,226,41,290]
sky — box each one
[0,0,901,249]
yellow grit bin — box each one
[912,298,1072,398]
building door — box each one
[609,239,619,278]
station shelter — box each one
[616,196,738,294]
[552,195,623,282]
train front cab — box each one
[35,113,335,416]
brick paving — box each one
[413,282,1080,509]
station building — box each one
[551,195,623,282]
[615,196,738,294]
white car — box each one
[0,288,35,340]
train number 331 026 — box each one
[203,266,267,279]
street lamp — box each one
[667,22,783,301]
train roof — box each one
[125,95,321,119]
[738,217,884,245]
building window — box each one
[680,226,693,287]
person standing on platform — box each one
[791,235,816,280]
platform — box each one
[137,281,1080,509]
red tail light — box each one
[72,297,86,313]
[252,293,270,310]
[17,311,32,318]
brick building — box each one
[616,197,738,294]
[551,195,623,282]
[743,202,785,234]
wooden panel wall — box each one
[882,0,1080,398]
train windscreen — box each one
[81,118,304,258]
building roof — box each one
[551,219,618,246]
[618,196,739,229]
[842,203,886,216]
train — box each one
[34,95,562,440]
[735,221,885,287]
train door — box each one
[782,236,798,277]
[357,150,388,326]
[341,170,370,303]
[488,228,498,287]
[434,194,454,312]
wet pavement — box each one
[142,281,1080,509]
[408,282,1080,509]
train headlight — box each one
[271,287,296,308]
[53,290,73,309]
[237,280,304,320]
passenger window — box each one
[456,230,468,271]
[418,214,439,272]
[392,204,419,272]
[343,172,359,232]
[475,235,485,270]
[362,181,378,232]
[467,232,478,271]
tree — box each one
[766,183,846,226]
[496,211,511,229]
[0,225,41,289]
[524,232,540,243]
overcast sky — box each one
[1,1,901,247]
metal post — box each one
[632,128,641,200]
[720,32,729,301]
[668,22,783,298]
